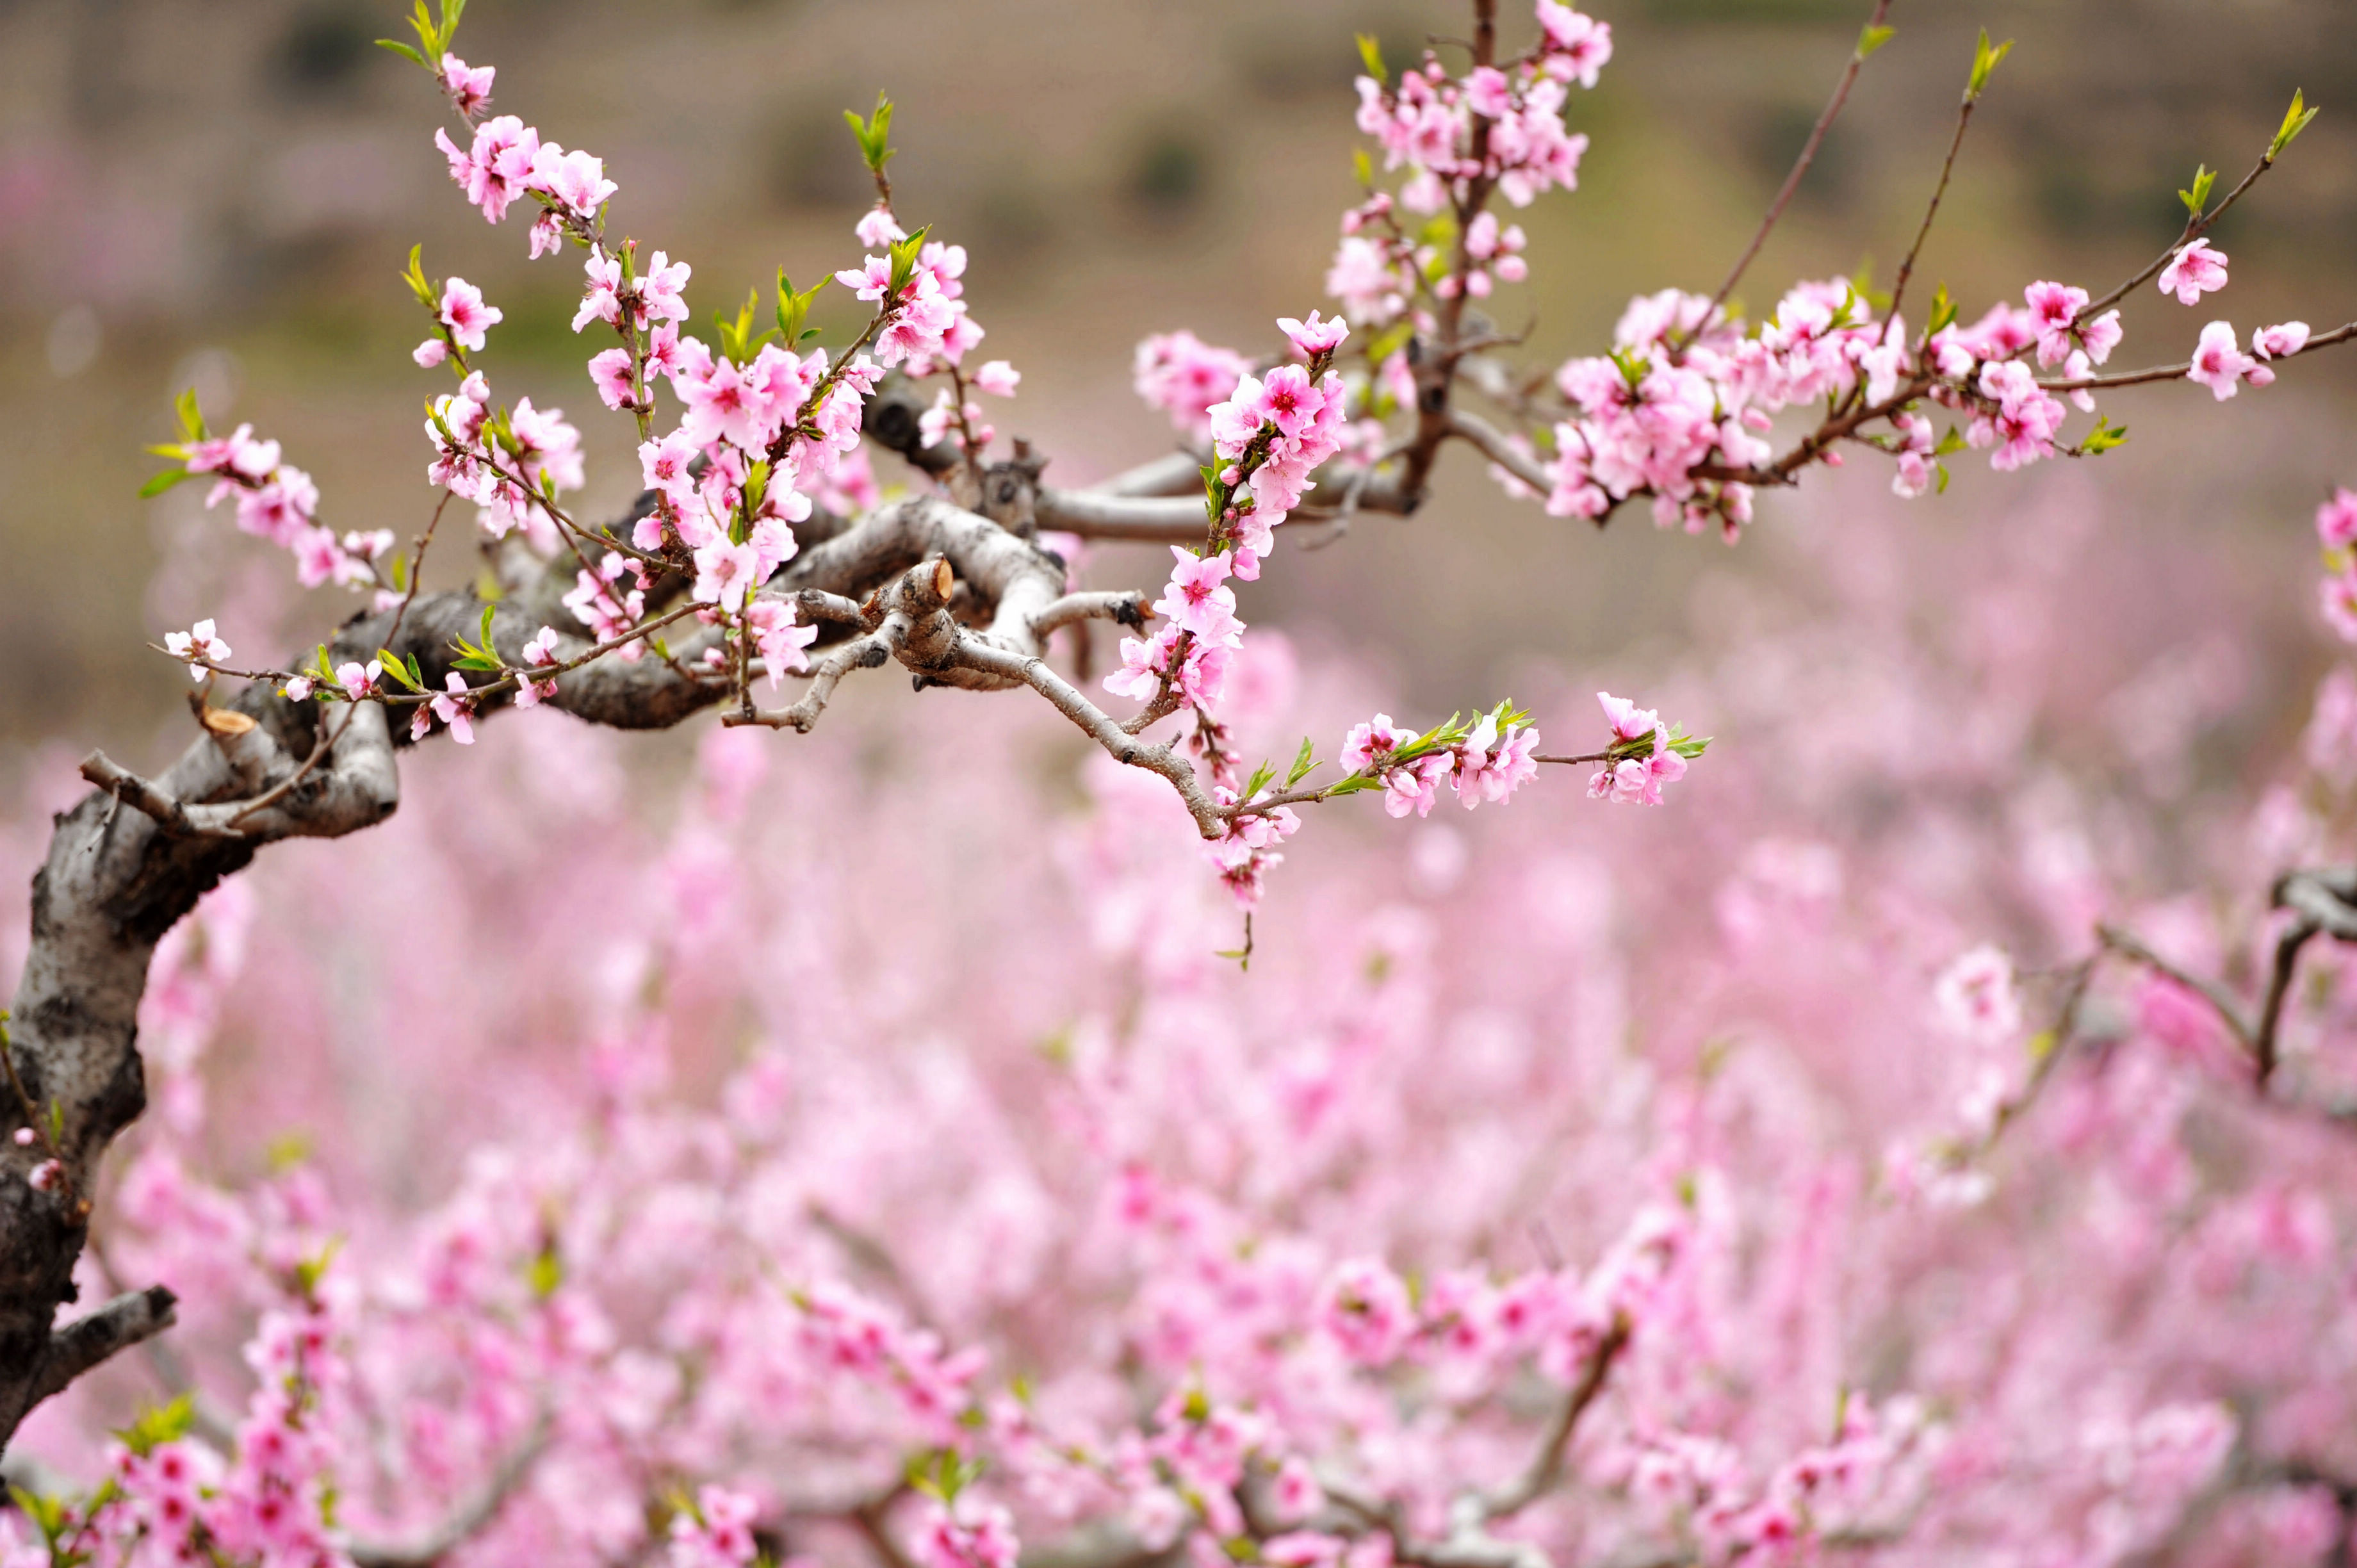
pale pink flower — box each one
[2253,320,2310,360]
[640,250,692,325]
[437,277,502,352]
[1153,548,1240,643]
[2322,571,2357,643]
[429,673,477,745]
[434,115,539,225]
[974,359,1020,397]
[2157,239,2229,306]
[912,1499,1018,1568]
[693,537,762,612]
[1597,690,1660,743]
[575,250,623,333]
[412,337,448,369]
[640,432,700,505]
[854,204,906,247]
[528,143,617,219]
[1277,309,1351,358]
[335,659,381,700]
[2317,487,2357,551]
[1273,1457,1325,1523]
[1318,1258,1413,1364]
[745,599,819,689]
[587,348,635,411]
[1934,944,2021,1042]
[437,53,493,116]
[2023,280,2089,366]
[163,619,231,678]
[2187,321,2256,400]
[1342,714,1412,772]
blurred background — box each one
[3,0,2356,792]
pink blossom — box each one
[412,337,448,369]
[2157,238,2229,306]
[575,249,623,333]
[974,359,1021,397]
[2253,320,2310,359]
[745,598,819,689]
[1133,331,1253,439]
[1453,714,1540,807]
[2023,280,2089,367]
[437,53,494,116]
[434,115,539,225]
[1277,309,1351,358]
[694,537,762,612]
[424,673,476,744]
[1342,714,1412,773]
[528,142,617,219]
[640,250,693,325]
[669,1484,760,1568]
[2187,321,2257,400]
[588,347,635,410]
[855,204,906,247]
[1319,1258,1414,1364]
[640,431,701,505]
[1154,549,1241,644]
[163,620,231,678]
[1537,3,1613,86]
[2321,571,2357,642]
[436,277,502,352]
[334,658,380,699]
[1597,691,1660,742]
[2073,309,2122,366]
[913,1499,1019,1568]
[1934,945,2021,1041]
[2317,487,2357,551]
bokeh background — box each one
[4,0,2356,792]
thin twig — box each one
[1478,1321,1630,1520]
[1701,0,1896,327]
[1887,95,1974,327]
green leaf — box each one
[1242,759,1277,800]
[450,653,503,673]
[114,1396,195,1459]
[2080,416,2130,455]
[2178,163,2216,217]
[2272,88,2320,159]
[525,1242,562,1300]
[844,92,896,173]
[374,37,428,67]
[47,1100,63,1143]
[1966,28,2013,102]
[400,243,438,311]
[1932,424,1968,457]
[1927,282,1958,337]
[293,1236,344,1297]
[140,468,193,499]
[1934,460,1952,495]
[1857,22,1895,59]
[174,385,208,441]
[1353,147,1373,188]
[375,650,421,690]
[776,268,830,347]
[1286,736,1317,787]
[1355,31,1388,85]
[887,225,933,293]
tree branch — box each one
[25,1286,178,1409]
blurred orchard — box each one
[7,1,2357,1566]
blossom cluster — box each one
[154,420,391,594]
[1339,703,1544,819]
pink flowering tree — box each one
[9,1,2357,1564]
